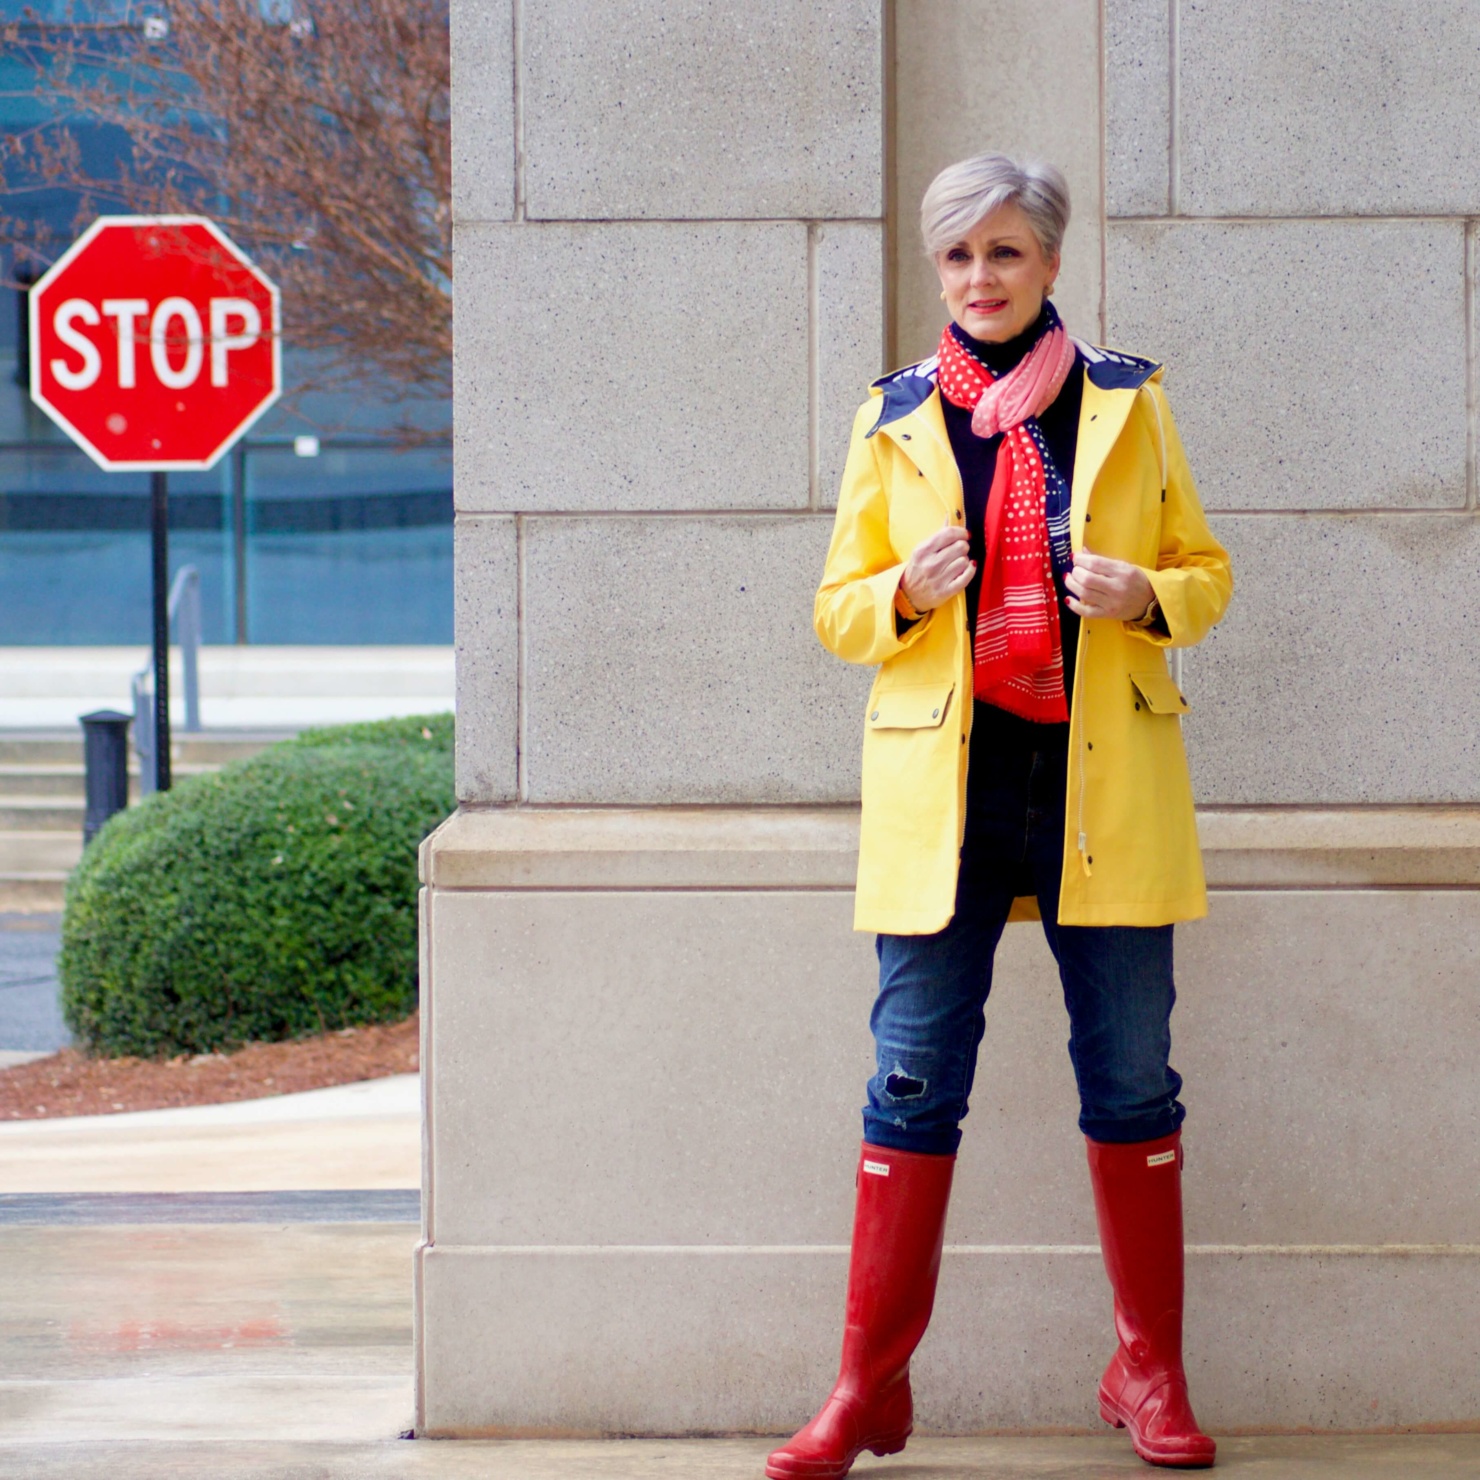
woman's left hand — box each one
[1065,552,1155,621]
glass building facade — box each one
[0,3,453,645]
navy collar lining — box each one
[866,340,1160,437]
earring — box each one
[1046,284,1056,297]
[939,290,947,301]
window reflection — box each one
[243,445,452,645]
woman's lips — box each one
[969,299,1008,313]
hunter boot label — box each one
[1146,1150,1177,1167]
[862,1160,891,1176]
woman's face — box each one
[935,203,1060,343]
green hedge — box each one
[58,714,455,1058]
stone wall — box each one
[451,0,885,809]
[417,809,1480,1435]
[423,0,1480,1436]
[1104,0,1480,804]
[454,0,1480,813]
[893,0,1102,364]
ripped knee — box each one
[882,1063,928,1101]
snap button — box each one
[1087,742,1094,750]
[955,509,963,518]
[1134,701,1141,711]
[901,433,912,440]
[1085,514,1092,523]
[870,711,879,721]
[931,708,939,718]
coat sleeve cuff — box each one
[872,564,933,656]
[1122,566,1176,647]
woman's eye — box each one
[994,248,1020,259]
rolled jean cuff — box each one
[1079,1100,1185,1146]
[861,1114,962,1158]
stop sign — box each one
[29,215,281,470]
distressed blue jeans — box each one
[865,741,1185,1156]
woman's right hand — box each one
[900,526,975,612]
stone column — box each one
[420,0,888,1435]
[420,0,1480,1435]
[1095,0,1480,1433]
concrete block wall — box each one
[892,0,1103,364]
[418,812,1480,1433]
[451,0,885,809]
[1103,0,1480,804]
[426,0,1480,1437]
[454,0,1480,813]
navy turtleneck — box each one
[939,308,1085,755]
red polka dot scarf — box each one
[936,306,1077,723]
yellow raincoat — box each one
[815,343,1232,934]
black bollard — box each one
[80,710,132,845]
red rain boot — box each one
[1086,1131,1216,1469]
[765,1142,955,1480]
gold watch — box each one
[895,586,925,623]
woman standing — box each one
[765,154,1232,1478]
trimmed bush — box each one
[292,711,455,753]
[59,714,455,1058]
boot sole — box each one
[1100,1396,1216,1469]
[764,1427,911,1479]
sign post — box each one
[27,216,281,791]
[150,469,170,790]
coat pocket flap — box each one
[1130,671,1190,715]
[868,683,955,730]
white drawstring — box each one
[1075,627,1091,877]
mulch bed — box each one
[0,1013,419,1121]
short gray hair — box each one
[920,153,1071,261]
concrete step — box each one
[0,733,82,764]
[0,798,82,832]
[0,723,406,911]
[0,732,301,911]
[0,833,83,873]
[0,731,296,766]
[0,875,67,911]
[0,764,243,800]
[0,817,77,908]
[0,765,107,800]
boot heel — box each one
[868,1427,910,1457]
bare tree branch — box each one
[2,0,452,438]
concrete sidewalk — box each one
[1,1211,1476,1477]
[0,647,454,730]
[1,1081,1475,1476]
[0,1073,420,1192]
[4,1434,1479,1477]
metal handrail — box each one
[133,565,202,794]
